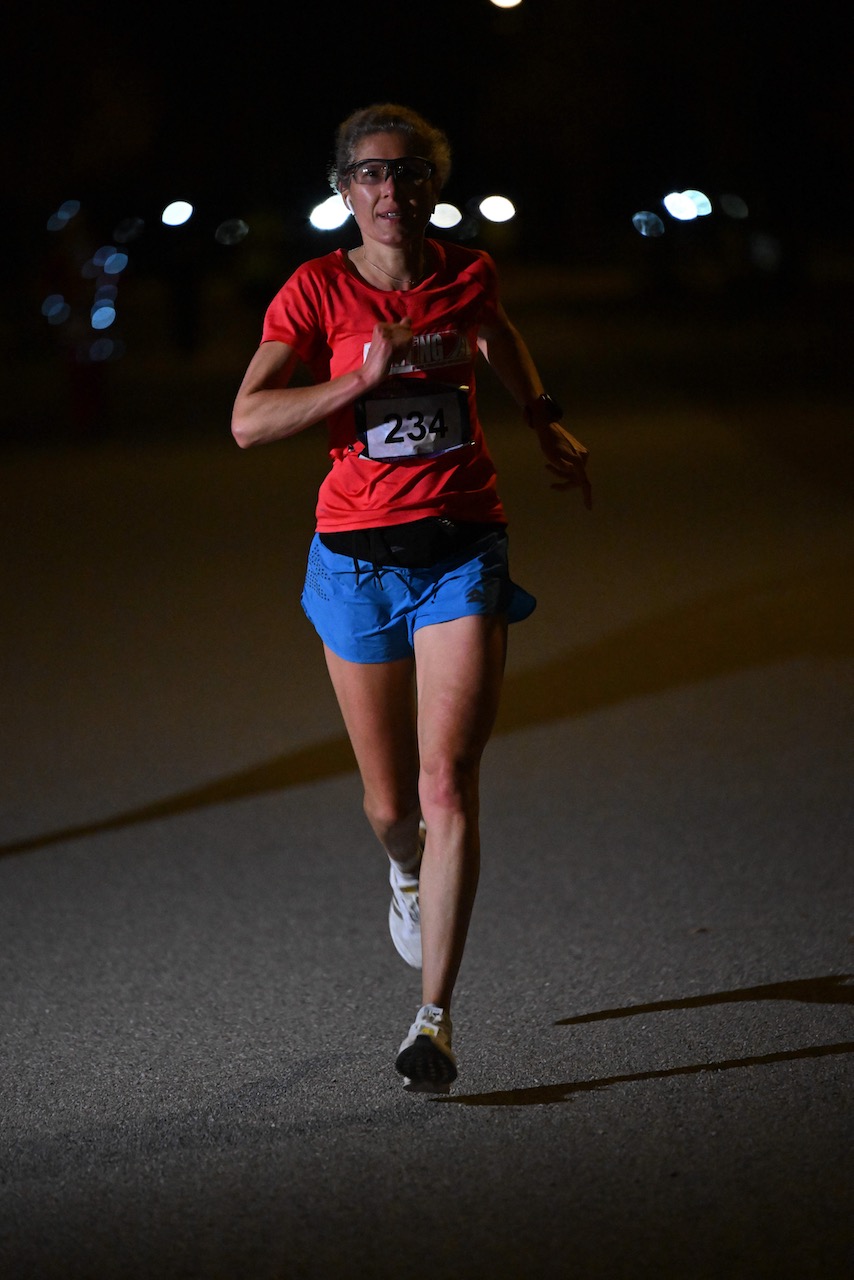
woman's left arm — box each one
[478,303,592,508]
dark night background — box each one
[1,7,852,1277]
[1,0,852,429]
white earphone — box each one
[344,195,354,213]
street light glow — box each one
[632,210,666,237]
[682,189,712,216]
[479,195,516,223]
[663,191,699,221]
[161,201,194,226]
[430,202,463,228]
[310,194,351,231]
[720,193,749,219]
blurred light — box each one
[309,194,351,231]
[91,303,116,330]
[100,249,129,275]
[46,199,81,231]
[490,0,523,7]
[42,294,71,324]
[632,210,665,238]
[683,189,712,216]
[92,337,126,363]
[430,202,462,228]
[215,218,249,245]
[662,191,699,221]
[41,293,66,317]
[478,195,516,223]
[94,284,118,303]
[686,188,711,216]
[89,340,117,360]
[75,338,126,363]
[162,201,193,226]
[114,216,145,243]
[720,193,749,219]
[453,214,481,242]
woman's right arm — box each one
[231,340,365,449]
[231,319,414,449]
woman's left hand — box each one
[534,420,592,508]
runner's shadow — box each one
[0,739,359,857]
[438,1040,854,1107]
[554,973,854,1022]
[2,560,851,858]
[439,974,853,1106]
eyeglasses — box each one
[344,157,435,187]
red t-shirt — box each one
[261,239,508,532]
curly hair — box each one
[329,103,452,192]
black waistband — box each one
[319,518,504,569]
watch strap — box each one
[524,392,564,426]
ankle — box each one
[389,820,425,877]
[390,852,421,878]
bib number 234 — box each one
[355,378,471,460]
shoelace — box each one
[415,1006,450,1039]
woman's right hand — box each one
[232,319,414,449]
[361,318,414,386]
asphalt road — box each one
[1,273,852,1279]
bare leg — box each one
[413,614,508,1012]
[322,647,422,866]
[323,615,507,1014]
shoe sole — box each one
[395,1034,457,1094]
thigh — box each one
[413,613,508,768]
[323,645,419,810]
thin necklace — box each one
[356,247,427,286]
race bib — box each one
[355,377,471,461]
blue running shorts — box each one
[301,528,536,664]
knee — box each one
[362,791,418,843]
[419,753,480,817]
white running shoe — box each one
[395,1004,457,1094]
[388,820,425,969]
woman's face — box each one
[342,132,438,248]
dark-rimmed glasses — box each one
[344,157,435,187]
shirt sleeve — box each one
[260,259,331,373]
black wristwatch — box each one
[524,392,563,427]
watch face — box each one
[537,394,563,420]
